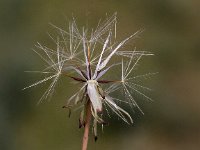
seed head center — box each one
[87,80,98,84]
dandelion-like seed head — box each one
[24,13,154,148]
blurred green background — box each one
[1,0,200,150]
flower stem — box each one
[82,101,91,150]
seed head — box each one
[24,13,154,140]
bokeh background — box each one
[1,0,200,150]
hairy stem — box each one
[82,101,91,150]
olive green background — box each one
[1,0,200,150]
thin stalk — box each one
[82,101,92,150]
